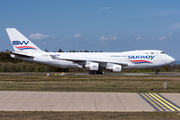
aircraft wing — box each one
[60,58,128,66]
[49,55,128,66]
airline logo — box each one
[14,46,37,50]
[129,60,152,64]
[128,55,155,60]
[116,67,120,70]
[128,55,155,64]
[12,41,29,45]
[12,41,37,50]
[93,65,97,68]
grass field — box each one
[0,75,179,93]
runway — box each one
[0,91,179,111]
[0,72,180,76]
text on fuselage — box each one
[128,55,155,60]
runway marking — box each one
[140,93,162,111]
[146,93,168,111]
[139,93,180,111]
[154,93,180,111]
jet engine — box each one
[107,65,122,72]
[84,62,99,70]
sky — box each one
[0,0,180,60]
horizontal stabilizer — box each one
[10,52,34,58]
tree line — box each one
[46,49,103,53]
[0,50,68,72]
[0,50,179,72]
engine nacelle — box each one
[107,65,122,72]
[85,62,99,70]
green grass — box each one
[0,75,179,93]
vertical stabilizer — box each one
[6,28,42,52]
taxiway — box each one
[0,91,179,111]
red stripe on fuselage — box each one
[129,60,152,63]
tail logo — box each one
[12,41,37,50]
[12,41,29,45]
[14,46,37,50]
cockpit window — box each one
[161,52,165,54]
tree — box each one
[45,48,48,52]
[58,49,63,52]
[1,63,7,72]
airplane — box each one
[6,28,175,74]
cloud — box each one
[39,41,47,44]
[29,33,49,40]
[74,34,82,38]
[168,32,180,36]
[159,37,167,40]
[135,36,143,40]
[99,7,111,10]
[100,35,117,40]
[100,36,108,40]
[168,23,180,29]
[127,35,145,41]
[169,32,173,36]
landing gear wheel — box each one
[155,71,159,74]
[96,71,104,74]
[155,68,160,74]
[89,70,95,74]
[89,70,104,74]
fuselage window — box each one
[161,52,165,54]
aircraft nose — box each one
[166,56,175,64]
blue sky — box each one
[1,0,180,59]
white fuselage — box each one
[12,50,175,70]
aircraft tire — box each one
[89,70,96,74]
[89,70,104,74]
[96,71,104,74]
[155,72,159,74]
[155,68,160,74]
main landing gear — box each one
[89,70,104,74]
[155,68,160,74]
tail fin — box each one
[6,28,42,52]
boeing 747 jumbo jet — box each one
[6,28,175,74]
